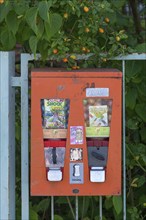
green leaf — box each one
[6,11,19,34]
[29,36,38,56]
[140,127,146,142]
[0,29,16,50]
[116,12,129,26]
[104,197,113,210]
[135,104,146,122]
[54,215,63,220]
[111,44,118,51]
[29,209,38,220]
[112,0,126,8]
[38,1,51,22]
[36,198,50,212]
[94,216,106,220]
[137,82,146,96]
[25,7,38,34]
[127,118,138,130]
[112,196,122,215]
[139,195,146,205]
[14,1,28,15]
[37,40,49,60]
[37,18,44,39]
[137,176,146,187]
[142,155,146,163]
[56,197,68,204]
[126,87,137,109]
[135,43,146,53]
[132,74,142,83]
[16,122,21,141]
[126,61,142,79]
[44,13,62,40]
[107,12,117,24]
[21,26,33,42]
[0,2,11,23]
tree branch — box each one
[129,0,143,42]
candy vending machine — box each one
[31,69,122,196]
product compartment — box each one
[83,98,112,182]
[40,98,70,181]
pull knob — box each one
[73,164,80,177]
[52,148,57,164]
[91,151,105,161]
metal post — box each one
[0,51,15,220]
[75,196,78,220]
[99,196,102,220]
[21,54,29,220]
[51,196,54,220]
[20,53,40,220]
[122,60,126,220]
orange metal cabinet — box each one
[31,68,122,196]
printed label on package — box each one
[70,126,83,144]
[86,88,109,97]
[89,105,108,127]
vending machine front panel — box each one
[31,69,122,196]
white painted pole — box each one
[0,51,15,220]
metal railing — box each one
[0,51,145,220]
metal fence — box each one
[0,51,145,220]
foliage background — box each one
[0,0,146,219]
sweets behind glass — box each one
[41,99,70,129]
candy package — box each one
[89,105,108,127]
[42,99,69,129]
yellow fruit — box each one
[116,36,120,41]
[86,49,90,53]
[85,27,90,33]
[102,58,107,62]
[72,66,80,70]
[64,13,68,19]
[135,156,139,161]
[72,66,77,70]
[82,47,86,52]
[53,49,58,54]
[105,17,110,23]
[0,0,4,3]
[88,98,95,105]
[99,28,104,33]
[119,30,125,34]
[62,58,68,63]
[70,55,77,60]
[84,6,89,12]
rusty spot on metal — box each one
[82,82,95,91]
[91,82,95,88]
[57,85,65,91]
